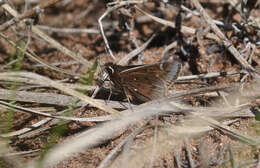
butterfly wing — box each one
[118,61,181,101]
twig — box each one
[237,159,259,168]
[135,6,195,35]
[257,154,260,168]
[169,83,239,99]
[36,25,99,34]
[198,137,211,167]
[177,70,242,81]
[161,41,177,61]
[0,88,132,109]
[194,114,260,146]
[173,149,182,168]
[17,120,61,139]
[181,3,241,32]
[0,72,94,90]
[0,100,116,123]
[148,116,158,168]
[117,33,156,65]
[33,60,79,67]
[184,138,195,168]
[228,145,236,168]
[1,150,40,157]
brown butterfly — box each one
[102,60,181,103]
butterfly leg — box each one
[123,87,134,111]
[108,87,113,102]
[159,77,170,97]
[163,82,169,97]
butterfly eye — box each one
[159,63,164,70]
[105,66,114,75]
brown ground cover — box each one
[0,0,260,167]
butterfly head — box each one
[104,62,115,77]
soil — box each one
[0,0,260,168]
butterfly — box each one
[102,60,181,103]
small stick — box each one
[36,25,99,34]
[161,41,177,61]
[135,6,195,35]
[117,34,156,65]
[0,100,116,123]
[148,115,159,168]
[1,149,40,157]
[257,154,260,168]
[184,138,195,168]
[0,88,132,109]
[228,146,236,168]
[33,60,80,67]
[169,83,239,99]
[173,149,182,168]
[177,70,242,81]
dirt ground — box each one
[0,0,260,168]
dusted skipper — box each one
[102,60,181,103]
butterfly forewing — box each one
[104,61,181,102]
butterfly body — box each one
[104,61,181,102]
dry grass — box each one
[0,0,260,167]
